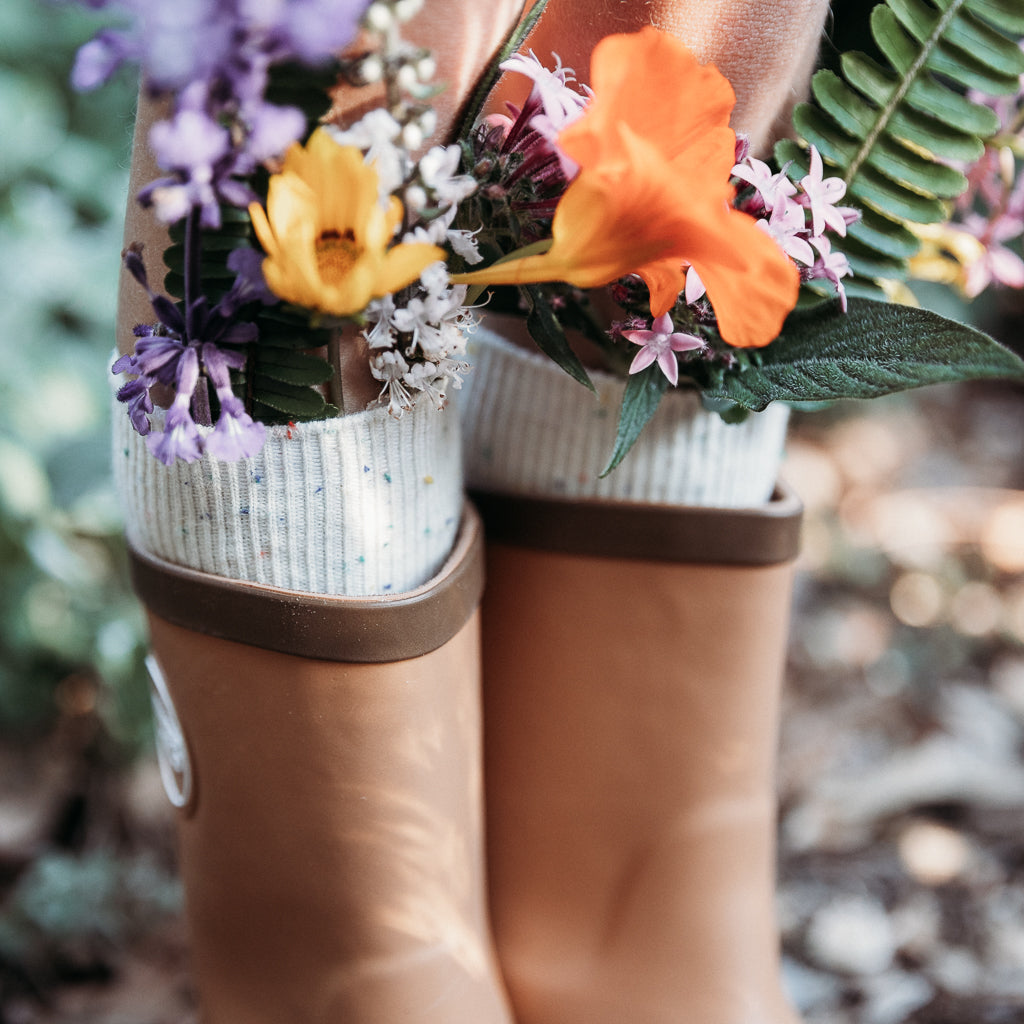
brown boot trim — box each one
[470,482,803,566]
[128,504,485,663]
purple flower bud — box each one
[205,396,266,461]
[146,401,204,464]
[133,336,187,384]
[149,108,231,174]
[115,376,156,435]
[261,0,367,65]
[226,247,278,306]
[245,102,307,163]
[71,30,133,91]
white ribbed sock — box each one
[459,329,789,507]
[113,376,463,597]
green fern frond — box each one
[162,216,335,424]
[779,0,1024,285]
[163,207,252,303]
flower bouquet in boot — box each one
[444,2,1024,1022]
[69,1,535,1020]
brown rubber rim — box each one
[470,481,803,566]
[128,504,485,663]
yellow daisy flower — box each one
[249,129,444,317]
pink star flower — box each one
[499,51,589,177]
[622,313,704,386]
[797,146,852,237]
[756,197,816,266]
[961,211,1024,296]
[808,235,852,311]
[684,265,706,304]
[732,155,797,213]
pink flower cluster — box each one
[948,83,1024,297]
[622,144,857,384]
[732,145,858,311]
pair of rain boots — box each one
[114,1,826,1013]
[131,459,802,1024]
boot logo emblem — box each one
[146,654,194,811]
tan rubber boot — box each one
[132,506,514,1024]
[475,488,803,1024]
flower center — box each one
[316,229,362,283]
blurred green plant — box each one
[0,849,182,987]
[0,0,150,748]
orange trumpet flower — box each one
[453,28,799,349]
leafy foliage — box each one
[602,364,669,476]
[164,214,338,426]
[778,0,1024,288]
[0,0,151,743]
[702,297,1024,409]
[0,851,182,981]
[522,284,596,393]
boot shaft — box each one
[137,508,514,1024]
[478,488,803,1024]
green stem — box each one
[328,329,345,415]
[464,237,554,304]
[452,0,550,144]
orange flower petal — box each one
[687,213,800,348]
[559,26,736,169]
[456,28,800,348]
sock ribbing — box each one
[113,378,463,597]
[458,329,789,507]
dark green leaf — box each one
[842,51,999,135]
[928,40,1022,94]
[257,311,331,349]
[251,379,332,418]
[251,399,339,425]
[524,285,595,393]
[872,4,924,74]
[847,207,922,260]
[887,0,944,51]
[701,298,1024,411]
[792,104,862,165]
[778,0,1021,297]
[844,278,890,301]
[944,8,1024,75]
[796,102,968,198]
[889,0,1024,75]
[848,163,948,223]
[600,366,669,477]
[888,103,986,163]
[870,136,967,198]
[254,350,334,386]
[774,139,810,176]
[810,71,877,138]
[963,0,1024,34]
[842,235,913,279]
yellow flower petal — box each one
[248,129,444,318]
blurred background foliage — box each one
[1,6,189,1011]
[0,0,150,748]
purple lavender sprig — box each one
[113,233,268,465]
[73,0,371,227]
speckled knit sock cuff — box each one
[459,329,790,508]
[112,383,463,597]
